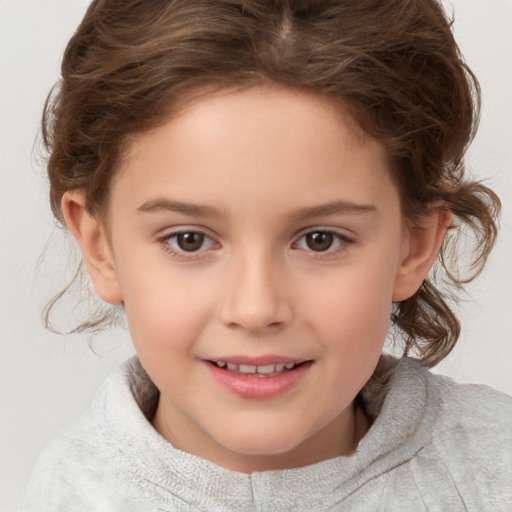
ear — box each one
[392,206,453,302]
[61,191,123,305]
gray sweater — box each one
[22,356,512,511]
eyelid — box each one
[292,227,354,255]
[293,226,354,241]
[157,224,219,241]
[157,226,221,259]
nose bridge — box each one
[220,243,292,332]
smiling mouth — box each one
[208,360,311,378]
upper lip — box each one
[205,355,310,366]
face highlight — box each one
[96,86,413,472]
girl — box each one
[22,0,511,510]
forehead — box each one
[111,85,399,222]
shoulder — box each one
[21,358,151,511]
[433,370,512,422]
[429,369,512,444]
[22,382,119,510]
[375,359,512,509]
[385,357,512,439]
[421,369,512,509]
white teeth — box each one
[238,364,257,374]
[215,361,299,374]
[256,364,276,374]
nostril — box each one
[218,284,294,333]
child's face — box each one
[86,86,425,471]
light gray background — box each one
[1,1,511,510]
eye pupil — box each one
[306,231,333,252]
[177,232,204,252]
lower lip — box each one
[205,362,312,399]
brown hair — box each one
[43,0,500,367]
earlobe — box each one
[61,191,123,305]
[392,207,453,302]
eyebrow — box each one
[286,200,377,222]
[137,198,225,218]
[137,197,377,220]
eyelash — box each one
[158,230,218,260]
[157,228,353,260]
[293,229,353,258]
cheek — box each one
[116,254,214,354]
[302,259,396,353]
[307,267,395,406]
[291,266,395,436]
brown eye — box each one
[176,232,205,252]
[305,231,334,252]
[161,230,217,258]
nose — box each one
[219,250,294,334]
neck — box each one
[152,398,370,473]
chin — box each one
[219,426,306,458]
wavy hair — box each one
[43,0,500,367]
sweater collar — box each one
[100,355,437,508]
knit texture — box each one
[22,356,512,511]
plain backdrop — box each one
[1,0,511,510]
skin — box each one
[63,86,452,473]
